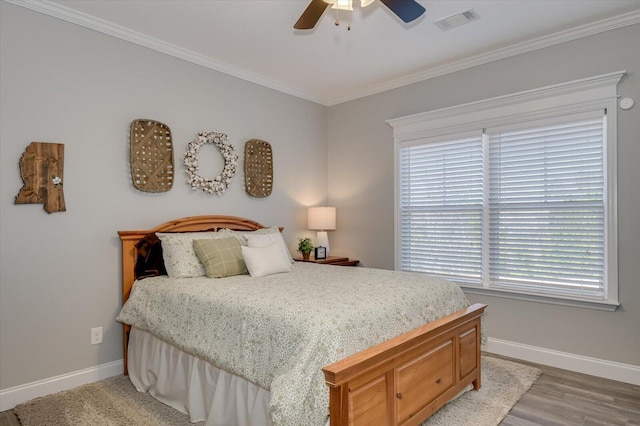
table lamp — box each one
[307,207,336,256]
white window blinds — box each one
[398,111,608,302]
[487,113,606,299]
[399,134,484,284]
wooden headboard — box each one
[117,215,267,374]
[118,215,267,304]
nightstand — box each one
[294,256,359,266]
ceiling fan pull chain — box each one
[334,6,352,30]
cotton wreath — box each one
[184,131,238,196]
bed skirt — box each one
[128,327,276,426]
[128,326,472,426]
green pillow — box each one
[193,237,247,278]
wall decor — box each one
[15,142,66,213]
[184,131,238,196]
[130,119,174,193]
[244,139,273,198]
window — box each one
[389,72,623,309]
[399,132,484,284]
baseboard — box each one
[0,360,123,411]
[2,342,638,411]
[484,337,640,386]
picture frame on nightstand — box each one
[314,246,327,260]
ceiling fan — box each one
[294,0,426,30]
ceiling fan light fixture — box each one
[296,0,423,29]
[324,0,375,10]
[324,0,353,11]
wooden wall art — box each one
[15,142,66,213]
[244,139,273,198]
[130,119,174,193]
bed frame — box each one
[118,215,486,426]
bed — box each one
[117,215,486,426]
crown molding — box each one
[387,70,625,137]
[5,0,640,107]
[4,0,329,105]
[327,9,640,106]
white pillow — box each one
[245,233,293,265]
[157,232,226,278]
[222,226,294,264]
[241,244,292,277]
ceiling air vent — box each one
[434,9,480,31]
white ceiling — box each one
[10,0,640,105]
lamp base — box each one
[316,231,330,256]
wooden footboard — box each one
[323,303,486,426]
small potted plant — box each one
[297,237,314,260]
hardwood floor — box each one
[0,411,19,426]
[1,355,638,425]
[496,355,640,426]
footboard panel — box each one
[323,303,486,426]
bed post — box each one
[118,231,141,375]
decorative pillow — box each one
[244,233,293,265]
[241,244,292,278]
[222,226,294,264]
[193,237,248,278]
[156,232,221,278]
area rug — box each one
[15,356,541,426]
[423,356,541,426]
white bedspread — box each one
[117,262,469,426]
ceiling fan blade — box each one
[294,0,330,30]
[379,0,426,23]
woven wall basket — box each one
[244,139,273,198]
[130,119,174,193]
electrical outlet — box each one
[91,326,103,345]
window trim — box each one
[388,71,624,309]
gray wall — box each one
[2,1,638,393]
[328,24,640,366]
[0,3,327,389]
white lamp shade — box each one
[307,207,336,231]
